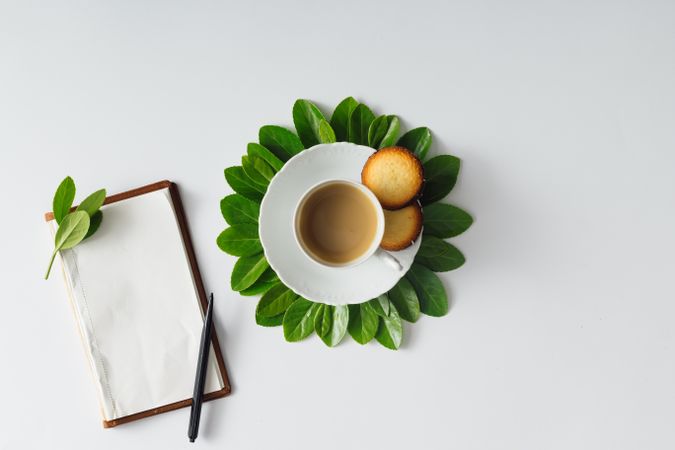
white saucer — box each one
[259,142,421,305]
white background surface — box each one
[1,1,674,449]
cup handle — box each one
[375,249,403,271]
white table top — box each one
[1,1,674,449]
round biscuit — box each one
[361,146,424,209]
[381,203,423,251]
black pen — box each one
[188,293,214,443]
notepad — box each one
[45,181,230,428]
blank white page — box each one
[52,187,224,421]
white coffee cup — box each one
[293,179,402,271]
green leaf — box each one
[231,252,269,291]
[367,295,390,317]
[330,96,358,141]
[415,235,465,272]
[347,303,378,344]
[421,155,460,205]
[52,176,76,225]
[293,99,326,148]
[254,156,275,181]
[255,287,289,326]
[217,224,262,256]
[318,120,336,143]
[240,268,279,296]
[241,281,277,296]
[259,125,304,162]
[55,211,91,250]
[348,103,375,145]
[83,210,103,240]
[76,188,106,216]
[241,156,270,189]
[46,182,106,277]
[257,283,298,318]
[220,194,260,225]
[256,310,285,327]
[247,142,283,172]
[378,115,400,148]
[319,304,349,347]
[398,127,432,160]
[423,203,473,238]
[258,267,280,283]
[406,263,448,317]
[388,277,420,323]
[45,211,90,279]
[224,167,264,202]
[375,303,403,350]
[368,115,389,149]
[314,304,331,337]
[283,298,319,342]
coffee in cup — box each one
[294,180,402,271]
[295,180,380,266]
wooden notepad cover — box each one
[45,180,230,428]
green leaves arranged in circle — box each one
[52,176,76,225]
[217,224,262,256]
[220,194,260,225]
[375,302,403,350]
[259,125,304,162]
[347,303,379,344]
[231,252,269,291]
[283,298,319,342]
[219,97,473,348]
[398,127,432,160]
[422,203,473,238]
[421,155,460,205]
[406,263,448,317]
[387,277,420,323]
[415,235,465,272]
[224,167,264,202]
[348,103,375,146]
[330,96,358,142]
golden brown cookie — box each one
[381,203,423,251]
[361,146,424,210]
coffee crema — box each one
[297,182,378,265]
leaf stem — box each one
[45,251,57,280]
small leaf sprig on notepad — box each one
[44,177,106,279]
